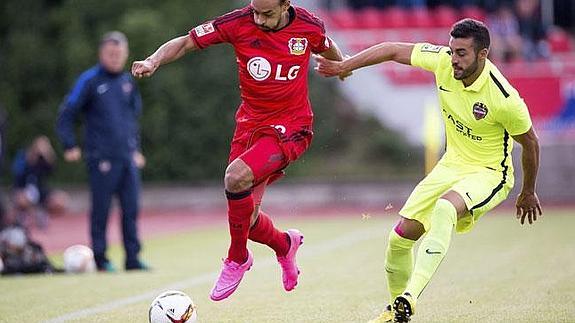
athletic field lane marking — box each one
[44,228,380,322]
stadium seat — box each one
[314,9,333,27]
[561,57,575,74]
[548,28,573,53]
[433,5,458,28]
[382,7,408,29]
[381,65,434,85]
[461,6,486,22]
[357,7,386,29]
[422,29,449,45]
[329,9,359,29]
[508,75,562,119]
[408,8,434,29]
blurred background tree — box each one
[0,0,420,183]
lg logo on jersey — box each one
[247,57,271,81]
[247,57,300,81]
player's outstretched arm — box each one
[314,42,414,78]
[132,35,198,79]
[512,127,543,225]
[317,39,352,81]
[319,38,344,62]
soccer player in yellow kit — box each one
[315,19,542,322]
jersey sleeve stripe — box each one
[470,130,510,212]
[296,9,326,32]
[188,30,205,49]
[213,7,251,28]
[489,72,510,98]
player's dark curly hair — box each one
[450,19,490,54]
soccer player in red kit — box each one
[132,0,346,301]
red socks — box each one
[226,190,253,264]
[226,190,289,262]
[249,211,289,257]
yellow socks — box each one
[405,198,457,299]
[385,229,416,303]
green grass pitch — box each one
[1,210,574,322]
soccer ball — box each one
[149,290,197,323]
[63,244,96,273]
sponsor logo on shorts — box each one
[425,249,441,255]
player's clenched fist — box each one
[132,59,158,78]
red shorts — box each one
[229,122,313,185]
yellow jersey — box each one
[410,43,532,175]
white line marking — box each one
[44,228,380,322]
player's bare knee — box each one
[224,170,252,193]
[439,191,468,218]
[395,217,425,241]
[224,173,244,192]
[225,160,255,193]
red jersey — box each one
[189,5,330,126]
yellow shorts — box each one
[399,160,514,233]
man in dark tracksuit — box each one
[56,31,148,271]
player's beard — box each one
[258,24,273,31]
[258,11,287,32]
[453,57,479,80]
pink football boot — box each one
[277,229,304,291]
[210,249,254,301]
